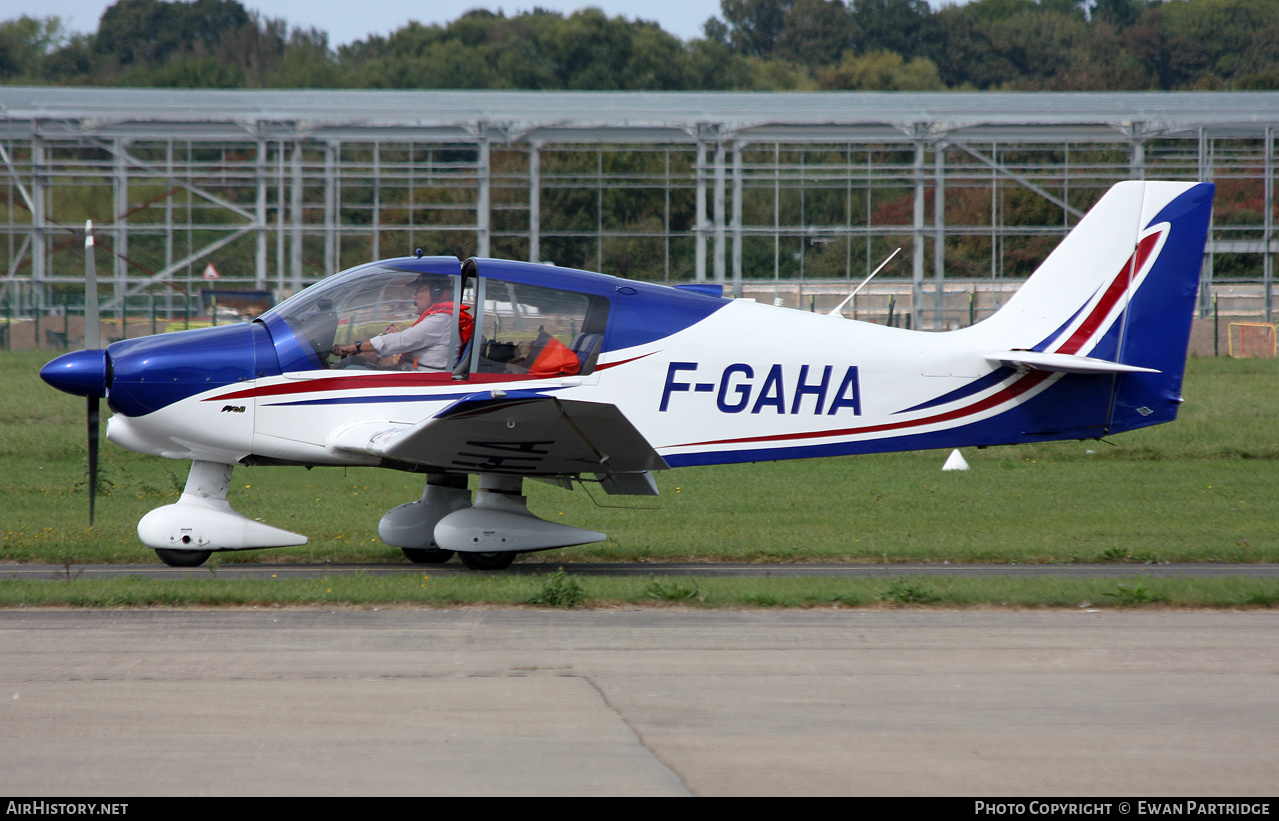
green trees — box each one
[94,0,265,86]
[2,0,1275,90]
[1159,0,1279,86]
[1,0,288,86]
[0,15,73,81]
[345,8,708,90]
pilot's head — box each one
[408,273,450,309]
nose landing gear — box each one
[140,461,307,568]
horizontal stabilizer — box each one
[985,351,1160,375]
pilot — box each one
[331,273,474,372]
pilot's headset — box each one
[409,273,451,303]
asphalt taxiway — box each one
[1,609,1275,796]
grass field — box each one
[2,350,1276,607]
[1,572,1276,610]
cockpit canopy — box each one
[260,256,611,378]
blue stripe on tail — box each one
[1109,183,1215,433]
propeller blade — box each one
[87,395,99,526]
[84,220,100,525]
[84,221,100,350]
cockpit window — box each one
[470,279,608,377]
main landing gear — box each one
[380,473,606,570]
[401,545,513,570]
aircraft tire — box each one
[401,548,455,564]
[154,548,212,568]
[459,551,517,571]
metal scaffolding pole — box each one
[1197,129,1213,317]
[255,138,267,289]
[912,134,925,330]
[275,140,286,295]
[113,138,129,323]
[1131,123,1146,181]
[695,136,707,282]
[371,142,381,262]
[732,139,743,298]
[476,129,491,258]
[290,141,303,293]
[31,135,45,289]
[1266,125,1274,322]
[596,150,603,272]
[663,147,671,281]
[528,143,541,263]
[324,140,337,275]
[775,143,781,281]
[713,139,726,286]
[164,140,174,317]
[934,143,946,329]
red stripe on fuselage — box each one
[595,352,655,370]
[209,371,524,402]
[207,351,657,402]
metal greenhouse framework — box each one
[1,88,1276,331]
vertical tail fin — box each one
[974,181,1214,437]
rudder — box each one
[1108,182,1215,432]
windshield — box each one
[262,258,463,371]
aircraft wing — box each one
[325,390,669,494]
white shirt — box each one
[368,312,451,372]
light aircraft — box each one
[41,180,1214,570]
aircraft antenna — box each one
[827,247,901,318]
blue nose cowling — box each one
[40,349,111,398]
